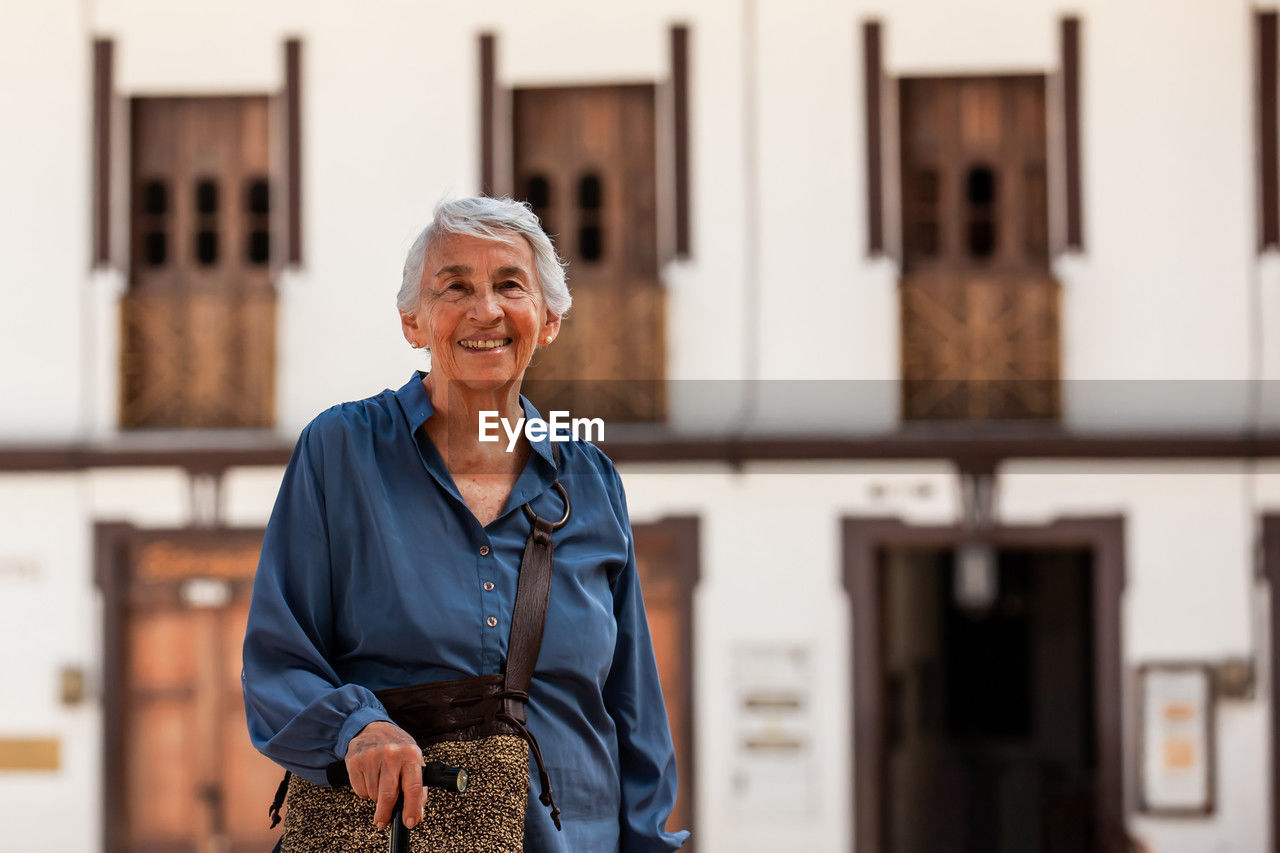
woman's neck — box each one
[421,371,526,475]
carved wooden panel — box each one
[901,272,1060,420]
[124,97,275,429]
[513,85,664,422]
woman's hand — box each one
[345,720,426,831]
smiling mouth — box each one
[458,338,513,350]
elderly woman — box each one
[243,196,687,851]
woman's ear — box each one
[401,310,424,347]
[540,312,562,346]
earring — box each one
[543,337,553,345]
[409,341,420,349]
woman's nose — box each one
[468,287,503,321]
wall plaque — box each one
[0,737,59,771]
[1139,663,1214,815]
[731,643,814,818]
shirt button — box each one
[483,581,495,591]
[486,616,498,628]
[479,545,490,556]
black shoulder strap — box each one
[502,450,570,721]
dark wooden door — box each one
[632,517,699,842]
[124,97,276,428]
[112,531,281,852]
[513,85,665,422]
[898,76,1060,421]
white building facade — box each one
[1,1,1277,850]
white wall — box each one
[0,0,88,440]
[0,467,191,852]
[0,475,97,853]
[1062,0,1256,432]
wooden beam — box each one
[92,39,113,267]
[285,39,302,264]
[671,25,691,258]
[479,33,496,196]
[1061,17,1083,250]
[863,21,884,255]
[1259,12,1278,250]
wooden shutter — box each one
[123,97,276,428]
[898,77,1060,420]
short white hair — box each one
[397,196,571,318]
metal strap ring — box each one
[523,481,571,530]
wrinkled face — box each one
[401,231,560,393]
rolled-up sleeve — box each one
[601,465,690,852]
[241,421,392,785]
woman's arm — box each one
[600,464,691,852]
[241,421,395,784]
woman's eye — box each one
[500,280,520,290]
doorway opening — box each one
[880,545,1096,852]
[844,517,1125,853]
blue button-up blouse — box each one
[242,372,688,851]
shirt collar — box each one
[394,371,556,470]
[394,371,434,433]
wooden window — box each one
[514,85,664,422]
[898,76,1060,421]
[900,77,1050,274]
[123,97,276,429]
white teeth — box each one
[460,338,512,350]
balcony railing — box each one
[901,272,1060,421]
[120,288,276,429]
